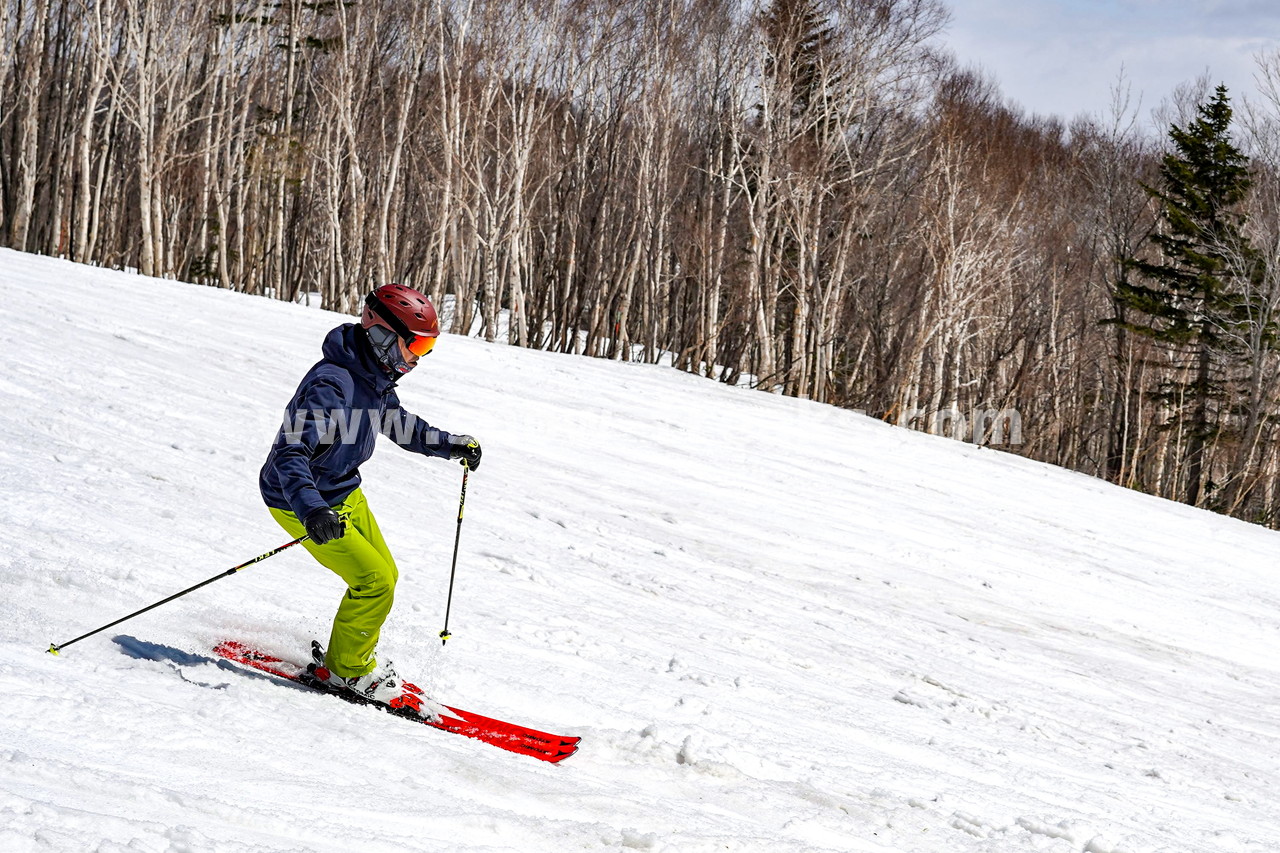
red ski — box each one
[213,641,580,763]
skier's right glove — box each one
[303,507,345,545]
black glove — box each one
[449,434,482,471]
[303,507,345,545]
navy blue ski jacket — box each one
[260,323,454,519]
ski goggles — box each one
[404,332,437,357]
[366,322,437,357]
[365,293,438,356]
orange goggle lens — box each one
[407,334,437,356]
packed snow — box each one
[1,248,1279,852]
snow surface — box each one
[2,248,1279,853]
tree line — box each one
[6,0,1280,525]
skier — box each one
[259,283,481,718]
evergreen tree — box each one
[1112,85,1264,506]
[760,0,839,125]
[751,0,844,391]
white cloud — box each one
[941,0,1280,122]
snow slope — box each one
[1,248,1279,853]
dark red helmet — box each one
[361,284,440,376]
[361,283,439,338]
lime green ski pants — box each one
[269,488,397,679]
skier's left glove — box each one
[449,434,482,471]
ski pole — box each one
[47,535,309,656]
[439,462,470,645]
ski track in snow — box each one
[1,248,1279,852]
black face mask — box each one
[363,324,413,377]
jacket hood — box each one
[321,324,396,394]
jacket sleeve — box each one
[272,376,348,519]
[380,390,453,458]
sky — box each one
[942,0,1280,124]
